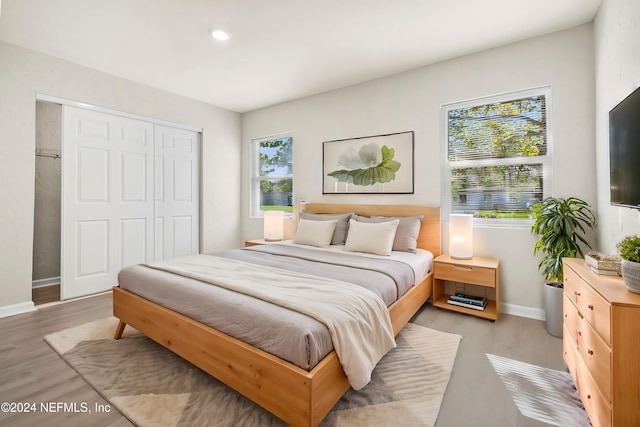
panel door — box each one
[61,106,154,299]
[154,125,200,260]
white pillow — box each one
[293,219,338,248]
[344,218,400,256]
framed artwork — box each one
[323,131,414,194]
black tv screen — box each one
[610,86,640,209]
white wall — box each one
[0,41,242,317]
[594,0,640,254]
[242,25,596,318]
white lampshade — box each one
[449,214,473,259]
[263,211,284,241]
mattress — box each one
[117,242,433,371]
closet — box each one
[33,101,200,301]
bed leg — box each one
[114,320,127,340]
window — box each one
[442,87,551,223]
[251,134,293,217]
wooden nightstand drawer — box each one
[435,262,495,287]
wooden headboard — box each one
[302,203,441,257]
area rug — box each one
[45,317,461,427]
[486,353,591,426]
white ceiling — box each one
[0,0,601,113]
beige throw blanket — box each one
[144,255,396,390]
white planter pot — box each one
[544,283,564,338]
[621,259,640,294]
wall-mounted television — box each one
[610,86,640,209]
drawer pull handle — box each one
[452,265,473,271]
[588,304,594,310]
[588,349,594,355]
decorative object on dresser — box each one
[531,197,596,337]
[562,258,640,427]
[433,254,499,320]
[615,234,640,294]
[584,251,621,276]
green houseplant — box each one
[531,197,596,336]
[616,235,640,294]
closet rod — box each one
[35,148,61,159]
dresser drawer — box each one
[564,267,611,345]
[563,258,640,427]
[434,262,495,287]
[575,355,612,427]
[563,324,579,386]
[564,266,581,305]
[563,294,580,346]
[576,314,612,402]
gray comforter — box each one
[117,244,419,371]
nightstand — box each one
[432,253,500,320]
[244,239,285,247]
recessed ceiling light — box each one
[209,28,231,41]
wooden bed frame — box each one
[113,203,441,426]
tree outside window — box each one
[444,89,551,221]
[252,135,293,215]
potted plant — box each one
[531,197,596,337]
[616,235,640,294]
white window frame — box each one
[441,87,552,228]
[250,132,293,218]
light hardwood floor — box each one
[0,292,569,427]
[412,306,572,427]
[32,284,60,306]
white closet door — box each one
[154,125,200,260]
[61,106,154,299]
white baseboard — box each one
[32,277,61,288]
[0,301,36,319]
[500,302,545,321]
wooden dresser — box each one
[563,258,640,427]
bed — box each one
[113,203,441,426]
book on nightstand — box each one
[447,293,487,310]
[447,298,487,311]
[449,293,487,306]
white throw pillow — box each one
[344,218,400,256]
[293,219,338,248]
[352,214,423,253]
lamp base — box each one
[450,254,473,260]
